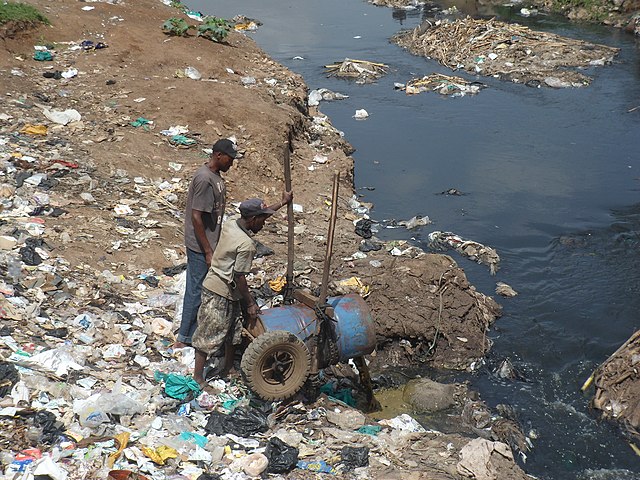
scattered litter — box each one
[333,277,370,298]
[308,88,349,107]
[33,51,53,62]
[232,14,262,31]
[379,413,427,432]
[325,58,389,83]
[496,282,518,297]
[397,215,431,229]
[353,109,369,120]
[393,17,619,87]
[440,188,464,196]
[265,437,299,474]
[20,125,48,136]
[341,445,369,470]
[184,66,202,80]
[43,109,82,126]
[130,117,153,128]
[61,68,78,79]
[428,231,500,274]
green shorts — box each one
[192,288,243,355]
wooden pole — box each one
[319,172,340,305]
[283,140,295,303]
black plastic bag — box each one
[196,474,221,480]
[341,445,369,470]
[359,239,382,252]
[204,407,268,436]
[162,263,187,276]
[265,437,299,474]
[0,362,19,397]
[19,246,42,266]
[354,219,373,239]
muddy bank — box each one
[0,0,524,478]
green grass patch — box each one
[0,2,49,26]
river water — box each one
[187,0,640,477]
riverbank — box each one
[0,1,529,478]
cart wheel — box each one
[241,330,310,401]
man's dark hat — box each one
[212,138,237,159]
[239,198,276,218]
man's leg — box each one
[220,301,243,377]
[176,249,208,346]
[193,348,208,385]
[220,341,236,377]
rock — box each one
[403,378,456,413]
[326,408,366,430]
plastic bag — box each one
[340,446,369,470]
[154,371,201,400]
[0,362,19,397]
[354,218,373,239]
[265,437,299,474]
[204,408,268,436]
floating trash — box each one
[325,58,389,83]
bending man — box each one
[193,196,292,388]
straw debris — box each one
[591,329,640,441]
[393,16,619,87]
[325,58,389,83]
[402,73,484,96]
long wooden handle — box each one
[283,141,294,294]
[319,172,340,305]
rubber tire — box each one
[241,330,311,401]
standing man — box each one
[192,197,292,387]
[176,138,237,348]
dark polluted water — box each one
[187,0,640,477]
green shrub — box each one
[197,17,231,43]
[162,17,192,36]
[0,2,49,25]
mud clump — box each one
[352,252,502,370]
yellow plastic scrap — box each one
[141,445,178,465]
[268,275,286,293]
[580,373,594,392]
[338,277,370,298]
[108,432,130,467]
[630,442,640,456]
[20,124,48,136]
[234,21,258,31]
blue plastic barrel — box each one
[258,294,376,362]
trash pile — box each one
[428,231,501,275]
[393,16,619,87]
[396,73,485,97]
[587,330,640,444]
[325,58,389,84]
